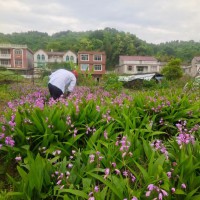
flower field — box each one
[0,85,200,200]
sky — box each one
[0,0,200,44]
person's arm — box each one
[63,91,71,98]
[68,78,76,91]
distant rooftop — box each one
[120,56,157,61]
[193,56,200,61]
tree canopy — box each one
[1,28,200,69]
[161,58,183,80]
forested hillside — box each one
[1,27,200,69]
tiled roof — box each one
[194,56,200,61]
[47,52,65,56]
[78,51,105,54]
[120,56,157,61]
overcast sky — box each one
[0,0,200,44]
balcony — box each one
[0,44,27,48]
[0,64,11,68]
[0,54,11,59]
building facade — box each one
[34,49,77,68]
[191,57,200,77]
[77,51,106,80]
[116,56,161,74]
[0,44,34,69]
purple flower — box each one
[181,183,186,189]
[146,191,151,197]
[131,197,138,200]
[104,131,108,139]
[0,133,5,139]
[115,169,121,175]
[56,179,62,185]
[89,154,95,163]
[147,184,155,191]
[158,192,163,200]
[104,168,110,179]
[60,185,64,189]
[167,171,172,178]
[5,136,15,147]
[94,186,99,192]
[15,156,22,161]
[68,163,73,168]
[171,188,176,193]
[112,162,116,167]
[161,189,168,196]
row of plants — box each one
[0,84,199,199]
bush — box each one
[101,73,123,92]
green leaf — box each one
[82,178,92,191]
[174,189,186,195]
[58,189,88,199]
[134,161,149,182]
[17,166,28,182]
[87,172,123,199]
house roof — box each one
[47,52,65,56]
[120,56,157,61]
[34,49,76,56]
[118,72,163,82]
[78,51,106,54]
[194,56,200,61]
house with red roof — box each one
[115,55,161,75]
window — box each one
[15,49,22,54]
[37,54,40,60]
[1,60,9,65]
[15,60,22,65]
[80,54,89,61]
[137,66,144,72]
[1,49,9,54]
[81,64,89,71]
[70,56,74,61]
[94,64,102,71]
[42,55,45,60]
[128,66,132,71]
[66,55,69,61]
[93,54,102,61]
[151,65,157,71]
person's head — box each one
[72,70,78,78]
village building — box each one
[33,49,77,68]
[0,44,34,70]
[115,56,161,75]
[77,51,106,81]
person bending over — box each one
[48,69,78,100]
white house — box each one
[34,49,77,68]
[115,56,161,74]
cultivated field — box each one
[0,78,200,200]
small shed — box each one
[118,72,164,88]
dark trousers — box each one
[48,83,63,100]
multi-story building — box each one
[0,44,34,69]
[77,51,106,81]
[115,56,161,74]
[34,49,77,68]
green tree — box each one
[161,58,183,80]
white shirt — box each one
[49,69,76,93]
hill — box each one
[1,28,200,68]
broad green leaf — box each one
[87,172,123,199]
